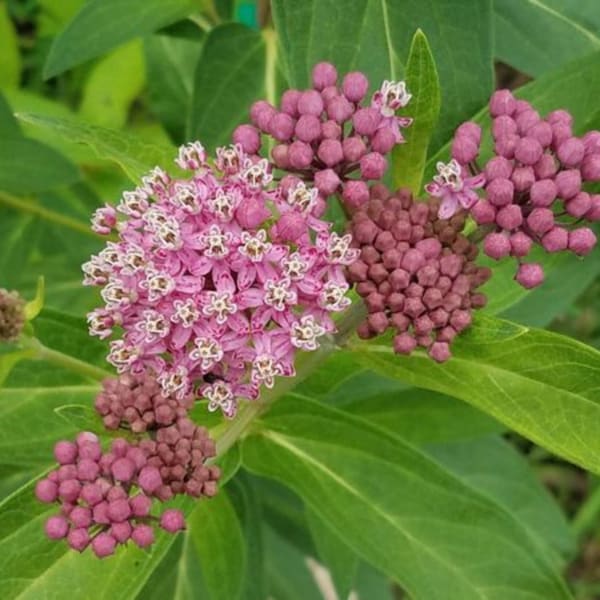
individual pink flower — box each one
[371,80,413,143]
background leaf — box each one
[0,1,21,88]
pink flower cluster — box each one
[35,431,188,558]
[85,142,355,417]
[233,62,412,209]
[427,89,600,288]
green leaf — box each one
[0,2,21,87]
[0,348,35,387]
[353,314,600,475]
[392,29,440,193]
[188,24,267,150]
[0,92,21,138]
[54,403,104,435]
[494,0,600,77]
[306,507,358,598]
[24,276,45,321]
[242,396,571,599]
[16,112,176,182]
[427,436,575,565]
[43,0,197,78]
[79,40,146,129]
[145,33,205,143]
[0,138,79,194]
[188,491,247,600]
[345,388,503,445]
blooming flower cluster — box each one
[36,431,191,558]
[427,89,600,288]
[233,62,412,209]
[0,288,25,342]
[347,186,490,361]
[84,142,355,417]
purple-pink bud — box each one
[232,125,260,154]
[566,192,592,218]
[486,178,514,206]
[552,123,572,148]
[342,180,369,209]
[59,479,81,503]
[269,113,295,141]
[275,212,306,242]
[236,197,270,229]
[471,199,496,224]
[513,99,532,114]
[70,506,92,528]
[92,533,117,558]
[321,85,339,103]
[510,232,532,257]
[280,89,301,116]
[138,466,162,494]
[485,156,513,181]
[312,62,338,90]
[132,524,155,548]
[45,515,69,540]
[547,109,572,126]
[317,139,343,167]
[297,90,324,116]
[528,121,553,148]
[353,107,381,136]
[160,509,186,533]
[288,141,314,169]
[342,71,369,102]
[360,152,387,180]
[79,439,101,461]
[489,89,516,117]
[68,528,90,552]
[529,179,557,207]
[569,228,597,256]
[54,441,77,465]
[321,120,342,139]
[526,208,555,235]
[107,498,132,523]
[583,131,600,154]
[371,128,397,153]
[314,169,341,195]
[429,342,451,363]
[35,478,58,503]
[514,137,543,165]
[130,494,152,517]
[77,458,100,482]
[496,205,523,230]
[492,116,517,139]
[494,134,519,159]
[511,166,535,192]
[515,109,540,135]
[111,521,132,544]
[111,457,136,483]
[393,333,417,355]
[295,114,321,142]
[586,195,600,221]
[581,154,600,181]
[516,263,544,288]
[542,227,569,252]
[250,101,276,131]
[81,483,103,506]
[456,121,482,144]
[555,169,581,199]
[327,96,354,123]
[484,233,511,260]
[557,137,585,167]
[342,136,367,162]
[534,154,558,179]
[451,134,479,164]
[271,144,290,169]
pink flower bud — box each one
[111,522,132,544]
[451,134,479,164]
[393,333,417,355]
[235,197,270,229]
[321,85,339,103]
[485,156,513,181]
[314,169,341,195]
[45,515,69,540]
[552,123,572,148]
[160,509,186,533]
[111,457,136,483]
[470,199,496,224]
[138,465,162,494]
[297,90,324,116]
[528,121,553,147]
[494,134,519,159]
[342,71,369,102]
[492,116,517,139]
[232,124,261,154]
[489,89,516,117]
[516,263,544,288]
[555,169,581,199]
[529,179,557,207]
[581,154,600,181]
[294,114,321,142]
[371,127,397,153]
[583,131,600,155]
[68,528,90,552]
[80,483,103,506]
[321,119,342,139]
[511,166,535,192]
[586,195,600,221]
[360,152,387,180]
[70,506,92,528]
[486,178,514,206]
[557,137,585,167]
[513,99,532,114]
[456,121,482,144]
[132,524,155,548]
[566,191,592,218]
[59,479,81,503]
[342,180,370,209]
[515,109,540,135]
[353,220,378,244]
[92,533,117,558]
[269,112,295,141]
[484,232,511,260]
[343,136,367,162]
[569,228,597,255]
[312,62,338,90]
[54,440,77,465]
[534,154,558,179]
[547,109,572,126]
[526,207,555,235]
[107,498,131,522]
[542,227,569,252]
[280,89,301,116]
[288,141,314,169]
[429,342,451,363]
[317,139,343,167]
[514,137,543,165]
[327,96,354,123]
[250,100,276,131]
[510,232,532,257]
[496,205,523,230]
[271,144,290,169]
[276,212,306,242]
[35,478,58,503]
[353,107,382,136]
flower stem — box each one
[0,191,102,240]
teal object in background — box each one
[236,0,258,28]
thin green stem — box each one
[0,191,102,240]
[572,482,600,539]
[21,336,111,382]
